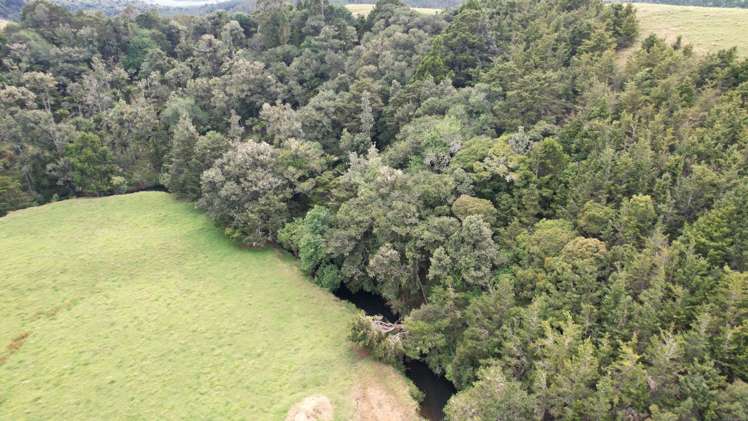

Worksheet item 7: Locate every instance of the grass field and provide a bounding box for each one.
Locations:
[632,3,748,56]
[345,3,747,57]
[0,192,419,420]
[345,3,441,16]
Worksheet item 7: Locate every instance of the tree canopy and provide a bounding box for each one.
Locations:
[2,0,748,418]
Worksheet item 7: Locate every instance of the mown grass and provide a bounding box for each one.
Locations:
[345,3,442,16]
[632,3,748,56]
[0,192,417,419]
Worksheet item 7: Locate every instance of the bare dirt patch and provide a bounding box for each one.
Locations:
[285,395,334,421]
[0,332,30,365]
[352,366,422,421]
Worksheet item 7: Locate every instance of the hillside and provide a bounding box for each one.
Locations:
[345,3,441,15]
[2,0,748,419]
[633,2,748,55]
[0,0,24,19]
[0,192,420,420]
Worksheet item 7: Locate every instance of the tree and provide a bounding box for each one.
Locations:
[259,102,303,144]
[210,58,281,121]
[341,92,375,156]
[544,236,609,321]
[125,29,159,74]
[163,115,201,199]
[450,276,515,388]
[62,133,119,196]
[404,286,468,377]
[605,339,650,418]
[451,194,497,225]
[21,71,56,113]
[445,364,537,421]
[0,175,34,216]
[278,205,338,289]
[577,200,615,240]
[618,194,657,246]
[711,269,748,380]
[255,0,290,49]
[194,131,231,178]
[715,380,748,421]
[199,140,291,245]
[683,184,748,271]
[429,215,500,291]
[604,3,638,49]
[533,318,607,419]
[383,115,463,172]
[101,98,163,187]
[349,311,406,367]
[415,2,494,87]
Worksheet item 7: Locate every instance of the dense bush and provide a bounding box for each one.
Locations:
[2,0,748,418]
[349,312,406,367]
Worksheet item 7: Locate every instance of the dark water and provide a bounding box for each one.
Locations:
[405,359,457,421]
[333,285,457,421]
[333,285,398,322]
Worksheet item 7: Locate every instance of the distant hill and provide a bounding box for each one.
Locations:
[343,0,460,8]
[164,0,460,16]
[0,0,26,19]
[158,0,254,17]
[346,3,442,15]
[1,0,461,19]
[1,0,160,18]
[53,0,156,14]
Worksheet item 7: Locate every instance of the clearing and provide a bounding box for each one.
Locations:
[631,3,748,56]
[345,3,747,57]
[0,192,420,420]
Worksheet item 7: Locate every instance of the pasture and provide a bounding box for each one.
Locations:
[632,2,748,56]
[0,192,419,420]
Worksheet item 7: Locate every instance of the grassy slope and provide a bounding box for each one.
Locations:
[346,3,747,57]
[632,3,748,56]
[345,3,441,16]
[0,192,418,420]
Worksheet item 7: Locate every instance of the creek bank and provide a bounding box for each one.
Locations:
[333,285,457,421]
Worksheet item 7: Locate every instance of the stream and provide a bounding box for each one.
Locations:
[333,285,457,421]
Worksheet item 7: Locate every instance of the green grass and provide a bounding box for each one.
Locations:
[347,3,747,57]
[0,192,417,419]
[632,3,748,56]
[345,3,442,16]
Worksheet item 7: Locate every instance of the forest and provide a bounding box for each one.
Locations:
[1,0,747,419]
